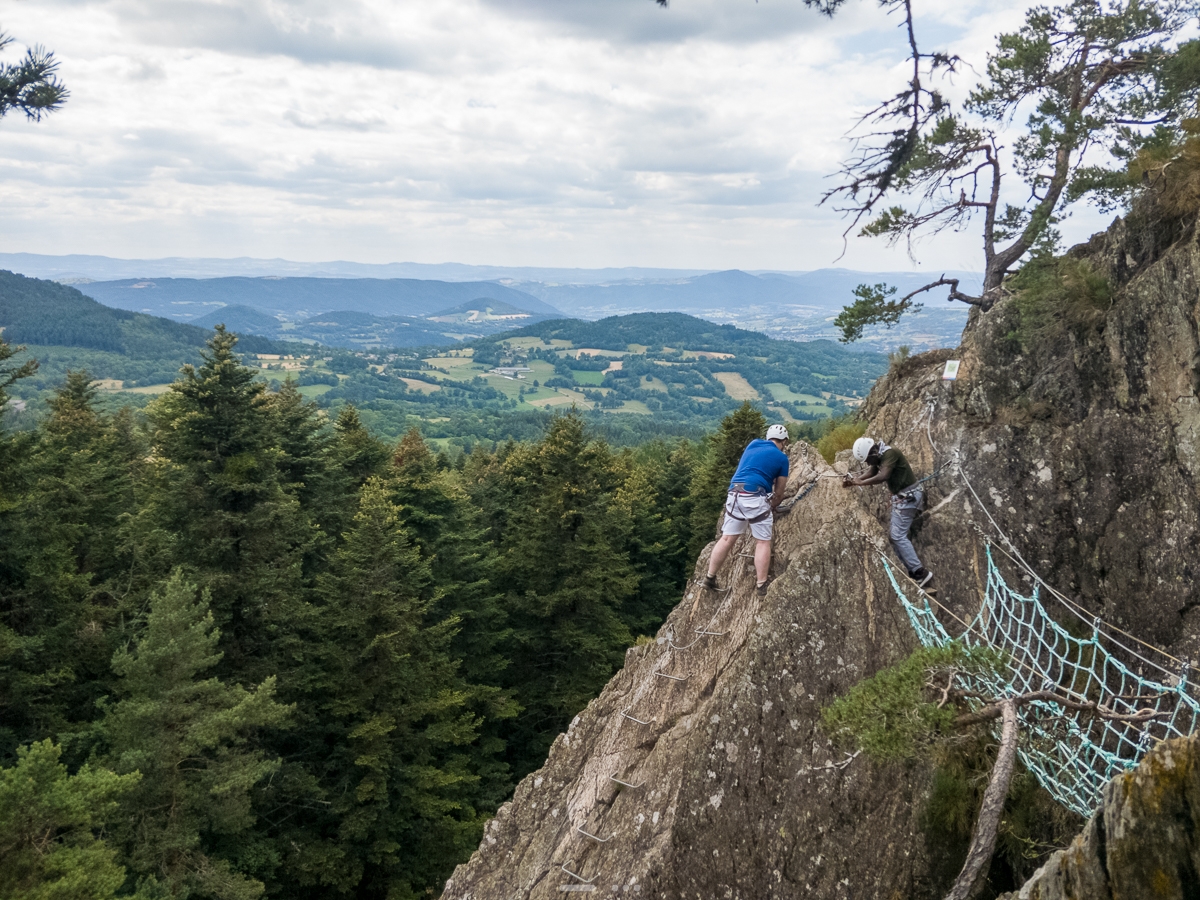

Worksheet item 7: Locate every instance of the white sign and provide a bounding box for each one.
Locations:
[942,360,961,381]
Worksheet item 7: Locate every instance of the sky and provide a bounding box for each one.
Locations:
[0,0,1117,272]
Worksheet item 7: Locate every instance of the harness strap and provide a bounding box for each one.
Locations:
[726,491,773,524]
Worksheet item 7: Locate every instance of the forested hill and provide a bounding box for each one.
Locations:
[0,324,788,899]
[0,270,290,389]
[478,312,886,408]
[505,310,870,363]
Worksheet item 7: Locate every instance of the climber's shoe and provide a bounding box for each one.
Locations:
[915,570,935,593]
[755,580,769,596]
[702,573,719,591]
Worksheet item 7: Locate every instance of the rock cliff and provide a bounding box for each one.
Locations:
[997,735,1200,900]
[443,212,1200,899]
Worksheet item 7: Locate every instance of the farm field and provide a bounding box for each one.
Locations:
[713,372,759,401]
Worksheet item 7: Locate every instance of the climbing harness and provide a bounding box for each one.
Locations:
[725,489,773,524]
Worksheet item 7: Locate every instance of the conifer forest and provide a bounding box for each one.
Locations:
[0,327,777,900]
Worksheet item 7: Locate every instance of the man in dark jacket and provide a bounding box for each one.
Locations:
[843,436,933,590]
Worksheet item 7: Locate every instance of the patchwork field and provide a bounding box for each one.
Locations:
[713,371,759,401]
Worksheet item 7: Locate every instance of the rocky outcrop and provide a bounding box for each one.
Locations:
[443,213,1200,900]
[444,443,943,899]
[998,735,1200,900]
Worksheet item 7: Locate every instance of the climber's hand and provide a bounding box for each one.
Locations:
[841,476,856,489]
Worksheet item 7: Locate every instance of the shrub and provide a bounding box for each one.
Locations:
[815,420,866,463]
[1008,257,1112,349]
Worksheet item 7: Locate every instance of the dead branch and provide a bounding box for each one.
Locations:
[952,688,1168,728]
[899,276,983,306]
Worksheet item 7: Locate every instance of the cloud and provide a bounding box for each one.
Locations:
[106,0,424,68]
[0,0,1103,271]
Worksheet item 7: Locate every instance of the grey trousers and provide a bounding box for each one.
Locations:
[889,487,925,576]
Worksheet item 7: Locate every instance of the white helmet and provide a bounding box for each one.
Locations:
[852,437,876,462]
[766,424,789,442]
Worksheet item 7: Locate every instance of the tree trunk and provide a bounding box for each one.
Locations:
[944,698,1019,900]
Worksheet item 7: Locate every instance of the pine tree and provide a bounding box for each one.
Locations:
[264,378,333,509]
[0,372,141,754]
[0,335,37,414]
[99,572,290,900]
[389,429,516,812]
[138,328,313,678]
[330,405,389,489]
[0,740,139,900]
[482,414,638,777]
[613,455,687,635]
[283,479,485,898]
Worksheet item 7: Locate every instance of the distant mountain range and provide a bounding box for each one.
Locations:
[0,254,981,351]
[0,252,713,285]
[189,303,536,349]
[77,276,563,321]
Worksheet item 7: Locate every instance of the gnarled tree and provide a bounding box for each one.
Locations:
[810,0,1200,342]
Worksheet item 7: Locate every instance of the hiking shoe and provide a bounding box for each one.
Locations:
[756,581,769,596]
[916,570,934,591]
[702,573,719,591]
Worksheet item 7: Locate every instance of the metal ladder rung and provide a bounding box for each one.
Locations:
[560,863,597,884]
[654,669,689,682]
[695,628,727,637]
[620,708,654,725]
[668,636,703,650]
[610,774,644,789]
[577,825,614,843]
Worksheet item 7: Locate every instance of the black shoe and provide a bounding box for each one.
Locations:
[756,580,769,596]
[916,570,934,591]
[702,573,718,590]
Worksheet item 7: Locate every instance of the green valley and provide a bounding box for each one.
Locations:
[2,273,887,450]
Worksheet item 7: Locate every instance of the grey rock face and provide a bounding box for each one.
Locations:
[444,446,939,899]
[444,216,1200,899]
[998,735,1200,900]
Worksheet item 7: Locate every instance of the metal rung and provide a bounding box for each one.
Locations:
[610,775,644,789]
[559,887,596,893]
[654,669,689,682]
[620,708,653,725]
[695,628,727,637]
[561,863,597,884]
[668,636,703,651]
[577,825,614,843]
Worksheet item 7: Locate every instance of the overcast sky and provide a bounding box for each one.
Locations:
[0,0,1115,271]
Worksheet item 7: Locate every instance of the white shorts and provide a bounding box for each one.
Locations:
[721,491,774,541]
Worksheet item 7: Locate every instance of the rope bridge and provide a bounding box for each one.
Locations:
[883,546,1200,817]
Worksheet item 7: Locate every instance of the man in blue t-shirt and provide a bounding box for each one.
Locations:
[702,424,790,596]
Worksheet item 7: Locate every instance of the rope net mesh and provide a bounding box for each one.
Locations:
[883,546,1200,817]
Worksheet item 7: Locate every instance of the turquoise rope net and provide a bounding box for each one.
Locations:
[883,546,1200,817]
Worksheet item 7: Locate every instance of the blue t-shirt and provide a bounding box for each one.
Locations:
[728,439,789,494]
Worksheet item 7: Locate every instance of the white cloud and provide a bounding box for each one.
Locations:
[0,0,1114,270]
